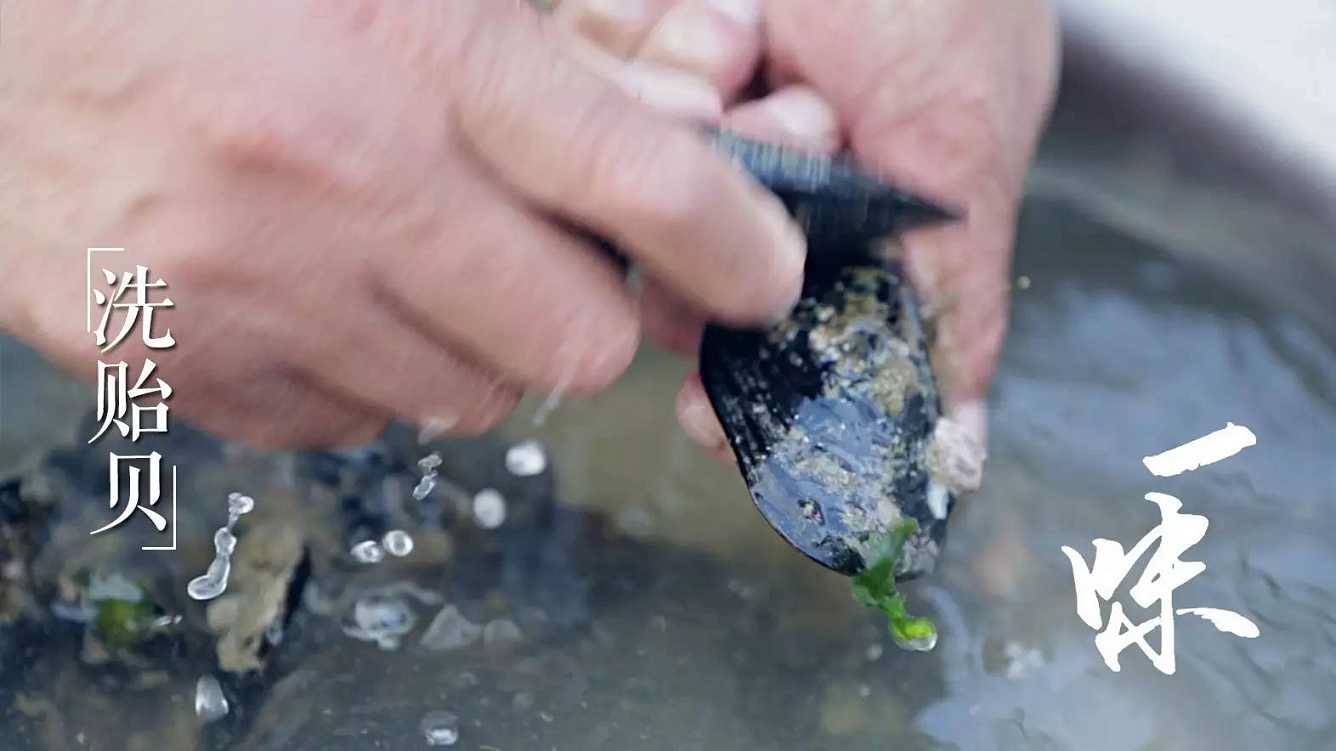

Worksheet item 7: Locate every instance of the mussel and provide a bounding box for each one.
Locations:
[701,132,959,578]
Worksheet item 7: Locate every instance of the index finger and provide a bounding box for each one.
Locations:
[449,11,806,326]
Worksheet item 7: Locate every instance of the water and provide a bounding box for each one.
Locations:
[419,710,460,746]
[194,675,229,723]
[341,594,418,650]
[413,453,443,502]
[186,493,255,601]
[382,529,414,557]
[349,539,386,564]
[505,439,548,477]
[471,488,507,529]
[1,197,1334,749]
[412,474,437,501]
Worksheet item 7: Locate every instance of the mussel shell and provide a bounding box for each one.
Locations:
[700,260,949,577]
[709,131,957,252]
[698,132,956,578]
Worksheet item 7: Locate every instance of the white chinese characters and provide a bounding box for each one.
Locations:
[1062,424,1262,675]
[86,249,178,549]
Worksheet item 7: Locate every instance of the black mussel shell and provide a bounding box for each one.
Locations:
[699,134,955,578]
[708,131,958,253]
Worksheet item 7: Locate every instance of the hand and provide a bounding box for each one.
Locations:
[0,0,806,447]
[556,0,1060,460]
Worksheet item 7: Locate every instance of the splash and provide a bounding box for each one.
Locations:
[505,439,548,477]
[187,492,255,601]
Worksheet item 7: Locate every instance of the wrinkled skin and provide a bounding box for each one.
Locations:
[0,0,805,447]
[0,0,1057,457]
[554,0,1060,457]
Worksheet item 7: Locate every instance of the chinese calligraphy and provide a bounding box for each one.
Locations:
[86,248,177,549]
[90,359,173,442]
[90,451,169,535]
[92,264,175,351]
[1062,425,1261,675]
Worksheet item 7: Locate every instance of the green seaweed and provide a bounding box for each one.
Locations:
[851,519,938,651]
[80,571,169,650]
[94,597,160,649]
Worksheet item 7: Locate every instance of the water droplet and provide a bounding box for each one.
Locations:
[531,387,564,426]
[382,529,414,557]
[350,539,385,564]
[194,675,229,723]
[188,493,253,601]
[342,594,416,650]
[418,453,443,472]
[214,528,237,556]
[412,474,437,501]
[420,710,460,746]
[227,493,254,516]
[504,440,547,477]
[893,630,938,653]
[472,489,507,529]
[186,560,230,601]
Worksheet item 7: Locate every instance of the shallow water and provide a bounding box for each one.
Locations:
[1,195,1334,750]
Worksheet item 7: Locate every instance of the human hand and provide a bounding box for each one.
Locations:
[556,0,1060,462]
[0,0,806,447]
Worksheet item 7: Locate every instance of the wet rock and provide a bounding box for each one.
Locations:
[419,605,481,652]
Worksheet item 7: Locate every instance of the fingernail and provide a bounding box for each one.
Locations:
[679,393,728,450]
[645,8,731,67]
[581,0,654,26]
[761,87,841,151]
[705,0,761,26]
[620,63,723,121]
[417,415,459,444]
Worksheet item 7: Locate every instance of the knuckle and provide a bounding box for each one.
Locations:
[193,96,312,171]
[590,125,714,236]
